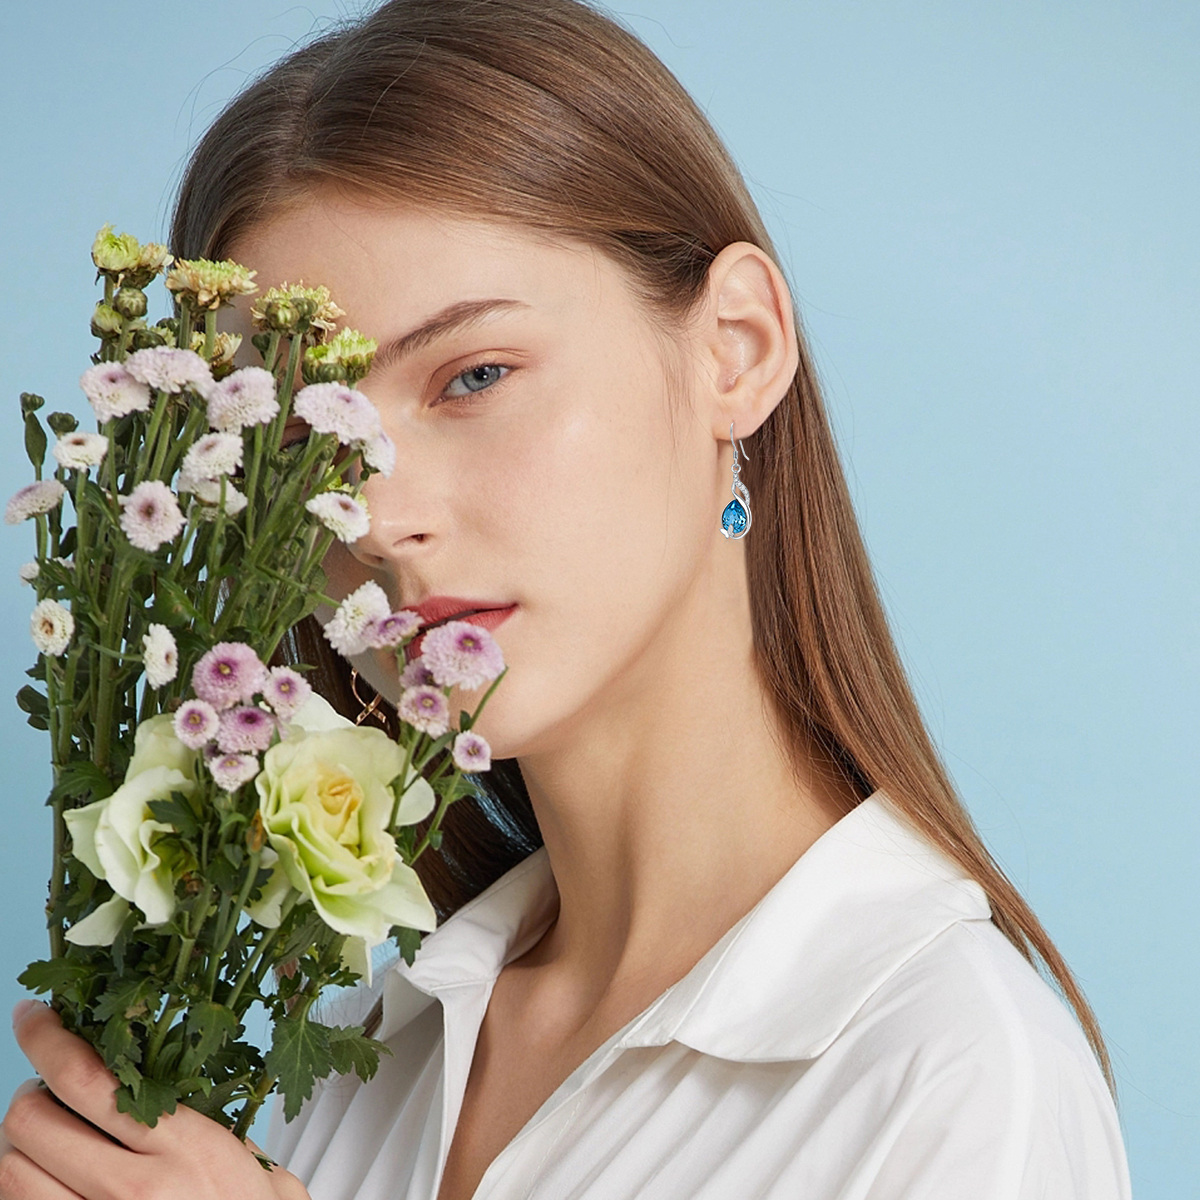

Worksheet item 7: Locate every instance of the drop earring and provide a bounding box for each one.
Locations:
[349,666,385,726]
[720,421,752,539]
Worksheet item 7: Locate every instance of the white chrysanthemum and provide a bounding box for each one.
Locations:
[79,362,152,422]
[361,431,396,477]
[178,472,249,517]
[5,480,66,525]
[18,560,39,586]
[305,491,370,543]
[205,366,279,432]
[52,431,108,471]
[293,383,382,446]
[181,432,243,480]
[142,623,179,688]
[119,480,186,552]
[31,599,73,656]
[124,347,213,395]
[323,580,391,657]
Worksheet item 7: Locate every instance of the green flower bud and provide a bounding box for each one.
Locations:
[46,411,79,437]
[251,283,345,335]
[91,223,141,275]
[130,325,172,351]
[165,257,257,311]
[302,344,348,385]
[113,286,148,320]
[19,393,45,416]
[90,302,123,339]
[325,327,378,384]
[251,331,273,357]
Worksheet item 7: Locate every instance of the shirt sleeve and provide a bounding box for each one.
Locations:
[859,1008,1132,1200]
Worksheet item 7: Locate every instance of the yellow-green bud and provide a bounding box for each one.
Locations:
[325,327,378,384]
[91,224,141,275]
[47,411,79,437]
[131,325,172,351]
[301,344,347,384]
[113,287,147,320]
[91,302,123,339]
[250,282,345,335]
[165,257,258,311]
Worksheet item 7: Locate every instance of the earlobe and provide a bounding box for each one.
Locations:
[701,242,799,438]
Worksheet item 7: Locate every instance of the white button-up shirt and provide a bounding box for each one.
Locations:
[266,791,1132,1199]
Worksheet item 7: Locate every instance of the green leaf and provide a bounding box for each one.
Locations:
[92,977,159,1024]
[179,1003,239,1077]
[99,1014,141,1067]
[51,760,115,806]
[458,710,473,731]
[394,926,423,968]
[147,794,200,838]
[17,958,92,999]
[16,685,48,721]
[115,1076,178,1128]
[326,1025,389,1084]
[150,577,204,626]
[265,1015,334,1122]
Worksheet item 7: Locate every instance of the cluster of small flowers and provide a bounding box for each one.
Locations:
[173,641,313,793]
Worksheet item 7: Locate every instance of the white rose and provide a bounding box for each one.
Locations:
[62,715,199,946]
[253,722,437,983]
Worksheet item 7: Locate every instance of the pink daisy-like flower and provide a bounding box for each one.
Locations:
[305,491,370,543]
[124,346,213,395]
[181,432,243,481]
[262,666,312,720]
[364,609,423,649]
[209,752,260,793]
[293,382,382,446]
[399,656,437,689]
[5,480,66,525]
[173,699,220,749]
[398,685,451,737]
[323,580,391,657]
[79,362,152,422]
[118,481,186,552]
[420,620,506,690]
[52,431,108,471]
[217,704,277,754]
[451,730,492,773]
[205,366,279,432]
[361,431,396,477]
[192,641,268,709]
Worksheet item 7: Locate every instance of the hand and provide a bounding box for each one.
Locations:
[0,1000,310,1200]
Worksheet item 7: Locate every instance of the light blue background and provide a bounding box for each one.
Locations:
[2,2,1195,1193]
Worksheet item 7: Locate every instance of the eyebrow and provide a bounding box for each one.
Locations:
[369,298,531,372]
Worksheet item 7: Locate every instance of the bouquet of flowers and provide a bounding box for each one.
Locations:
[6,226,506,1142]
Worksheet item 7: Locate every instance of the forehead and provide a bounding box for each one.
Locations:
[223,192,620,333]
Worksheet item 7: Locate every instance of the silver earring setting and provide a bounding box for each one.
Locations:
[720,421,752,539]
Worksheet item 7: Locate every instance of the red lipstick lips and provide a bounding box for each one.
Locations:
[404,596,517,662]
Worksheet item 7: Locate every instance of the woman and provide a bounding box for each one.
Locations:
[1,1,1132,1197]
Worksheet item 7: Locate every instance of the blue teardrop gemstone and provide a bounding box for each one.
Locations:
[721,498,748,536]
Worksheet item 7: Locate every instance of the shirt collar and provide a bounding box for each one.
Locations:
[378,791,992,1060]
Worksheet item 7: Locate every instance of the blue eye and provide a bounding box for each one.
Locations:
[443,363,510,400]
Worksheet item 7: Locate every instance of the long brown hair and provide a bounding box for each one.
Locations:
[171,0,1116,1095]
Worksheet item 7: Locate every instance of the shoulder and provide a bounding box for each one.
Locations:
[826,917,1132,1199]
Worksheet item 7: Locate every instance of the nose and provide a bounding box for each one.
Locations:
[343,435,439,570]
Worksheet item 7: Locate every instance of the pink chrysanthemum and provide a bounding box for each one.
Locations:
[293,382,382,445]
[451,731,492,773]
[209,752,260,793]
[173,699,220,749]
[398,684,451,737]
[5,480,66,525]
[205,366,279,432]
[262,666,312,719]
[361,431,396,477]
[420,620,505,690]
[79,362,152,422]
[305,491,370,543]
[192,641,268,710]
[118,481,186,552]
[124,346,213,395]
[181,432,243,480]
[364,609,423,649]
[399,656,437,689]
[217,704,277,754]
[323,580,391,657]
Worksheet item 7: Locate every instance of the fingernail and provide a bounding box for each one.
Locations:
[12,999,40,1027]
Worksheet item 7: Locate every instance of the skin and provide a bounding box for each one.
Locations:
[2,192,861,1198]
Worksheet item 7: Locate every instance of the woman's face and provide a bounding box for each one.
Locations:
[226,192,726,760]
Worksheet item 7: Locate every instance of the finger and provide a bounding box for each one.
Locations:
[10,1003,205,1154]
[3,1083,133,1199]
[0,1145,84,1200]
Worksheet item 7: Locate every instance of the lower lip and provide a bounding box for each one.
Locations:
[405,604,517,663]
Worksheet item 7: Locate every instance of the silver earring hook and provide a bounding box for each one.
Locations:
[730,421,749,465]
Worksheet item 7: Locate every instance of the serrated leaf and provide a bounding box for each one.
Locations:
[326,1025,388,1084]
[51,760,115,806]
[92,977,159,1023]
[265,1015,334,1122]
[115,1076,178,1128]
[180,1003,238,1077]
[147,794,200,838]
[17,958,94,999]
[99,1015,140,1067]
[394,926,423,967]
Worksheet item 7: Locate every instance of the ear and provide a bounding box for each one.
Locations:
[693,241,799,441]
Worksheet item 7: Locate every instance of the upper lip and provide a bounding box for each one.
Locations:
[407,595,515,628]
